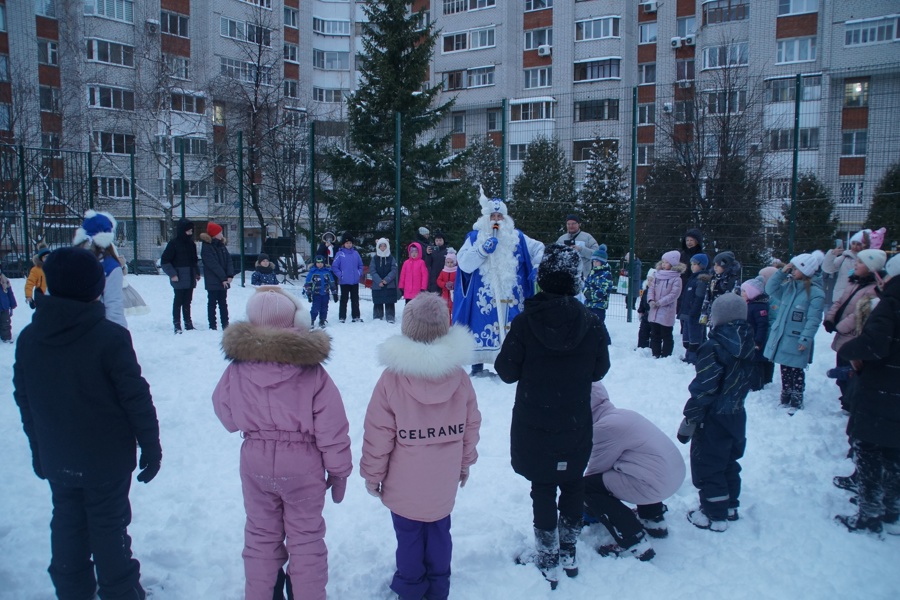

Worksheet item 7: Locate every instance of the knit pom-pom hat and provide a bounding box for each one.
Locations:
[538,244,582,296]
[73,210,116,248]
[207,222,223,237]
[857,249,887,274]
[741,277,765,301]
[661,250,681,267]
[592,244,608,262]
[246,286,310,330]
[869,227,886,250]
[790,250,825,278]
[885,254,900,279]
[401,293,450,343]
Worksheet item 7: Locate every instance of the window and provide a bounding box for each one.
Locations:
[574,99,619,122]
[675,100,695,123]
[842,131,867,156]
[0,5,5,32]
[94,177,131,199]
[247,24,272,47]
[443,33,467,52]
[284,80,298,98]
[35,0,56,18]
[92,132,135,154]
[525,28,553,50]
[283,109,307,128]
[38,40,59,65]
[0,104,11,131]
[172,180,208,198]
[284,7,298,28]
[220,57,273,85]
[284,44,299,63]
[510,101,554,121]
[844,80,869,107]
[525,0,552,11]
[779,0,817,16]
[767,178,791,200]
[414,10,430,31]
[451,112,465,133]
[88,86,134,111]
[240,0,272,8]
[844,17,898,47]
[638,103,655,125]
[443,28,495,53]
[171,93,205,114]
[213,186,227,205]
[173,137,209,156]
[706,89,747,114]
[524,67,551,89]
[470,28,496,50]
[703,43,748,69]
[313,88,347,103]
[313,50,350,70]
[166,55,190,80]
[471,0,495,8]
[769,128,820,151]
[639,64,656,85]
[84,0,134,23]
[839,181,864,205]
[443,0,466,14]
[637,145,654,166]
[509,144,529,161]
[702,0,749,26]
[639,23,658,45]
[313,18,351,36]
[444,71,464,91]
[574,58,621,82]
[677,16,697,38]
[87,39,134,67]
[676,59,695,81]
[467,66,495,88]
[221,18,245,41]
[0,56,8,82]
[162,11,189,37]
[573,139,617,162]
[765,75,822,102]
[487,110,500,131]
[576,17,619,41]
[42,133,61,157]
[39,86,60,112]
[777,38,816,64]
[213,103,226,125]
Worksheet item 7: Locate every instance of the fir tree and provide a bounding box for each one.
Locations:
[463,135,503,199]
[773,172,838,258]
[635,160,694,264]
[578,141,630,259]
[867,161,900,248]
[510,136,576,242]
[320,0,460,248]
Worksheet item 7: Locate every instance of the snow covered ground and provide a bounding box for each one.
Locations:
[0,274,897,600]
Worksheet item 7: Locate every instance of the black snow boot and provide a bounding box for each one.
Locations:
[534,527,560,590]
[184,319,194,331]
[174,321,182,334]
[272,568,294,600]
[835,513,883,534]
[558,514,581,578]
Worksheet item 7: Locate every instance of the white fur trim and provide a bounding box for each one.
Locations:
[478,186,508,218]
[254,285,311,330]
[376,237,391,257]
[73,210,118,248]
[471,216,520,301]
[378,326,474,378]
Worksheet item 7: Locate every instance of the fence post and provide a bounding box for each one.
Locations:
[788,73,802,258]
[18,145,30,253]
[87,149,94,209]
[394,111,401,266]
[628,87,638,323]
[309,121,316,254]
[238,131,245,287]
[130,150,138,269]
[501,98,508,200]
[179,139,186,219]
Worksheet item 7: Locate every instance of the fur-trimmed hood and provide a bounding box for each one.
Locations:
[378,325,474,379]
[221,321,330,367]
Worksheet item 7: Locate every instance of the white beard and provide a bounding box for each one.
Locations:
[473,216,520,301]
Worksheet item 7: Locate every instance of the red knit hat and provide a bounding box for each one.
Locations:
[207,222,223,237]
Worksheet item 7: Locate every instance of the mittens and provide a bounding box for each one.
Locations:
[677,418,697,445]
[365,480,382,498]
[459,466,470,488]
[332,293,339,303]
[481,238,498,255]
[326,474,347,504]
[136,449,162,483]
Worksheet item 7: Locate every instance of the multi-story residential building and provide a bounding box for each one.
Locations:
[1,0,898,261]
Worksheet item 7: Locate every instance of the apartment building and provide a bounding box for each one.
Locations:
[1,0,899,260]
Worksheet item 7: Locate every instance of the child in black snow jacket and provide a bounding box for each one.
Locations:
[741,277,774,390]
[678,254,710,363]
[700,251,741,326]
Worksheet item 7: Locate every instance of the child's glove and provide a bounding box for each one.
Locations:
[459,466,470,488]
[823,320,835,334]
[136,449,162,483]
[481,238,498,255]
[332,293,339,303]
[28,299,35,309]
[676,418,697,444]
[326,473,347,504]
[649,300,659,309]
[365,480,382,498]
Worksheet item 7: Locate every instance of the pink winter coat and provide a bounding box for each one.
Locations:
[825,278,879,351]
[360,326,480,522]
[398,242,430,300]
[648,268,683,327]
[584,383,685,505]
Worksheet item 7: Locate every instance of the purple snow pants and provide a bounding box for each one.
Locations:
[390,513,452,600]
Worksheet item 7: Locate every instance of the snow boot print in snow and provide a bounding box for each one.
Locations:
[558,515,581,578]
[534,527,560,590]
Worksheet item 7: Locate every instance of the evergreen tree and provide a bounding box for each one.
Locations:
[635,160,694,264]
[510,136,576,242]
[320,0,460,248]
[463,135,503,199]
[578,141,630,259]
[773,172,838,259]
[867,161,900,248]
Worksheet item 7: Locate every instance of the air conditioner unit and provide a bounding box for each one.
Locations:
[145,19,160,34]
[671,37,683,49]
[537,44,552,57]
[662,102,673,113]
[677,80,693,89]
[684,34,697,46]
[642,1,659,13]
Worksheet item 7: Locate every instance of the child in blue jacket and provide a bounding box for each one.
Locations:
[678,255,710,363]
[741,277,773,390]
[583,245,613,329]
[304,257,338,328]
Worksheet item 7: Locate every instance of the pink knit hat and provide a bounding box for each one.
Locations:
[758,266,778,285]
[661,250,681,267]
[246,286,310,330]
[741,277,765,301]
[401,293,450,343]
[869,227,887,250]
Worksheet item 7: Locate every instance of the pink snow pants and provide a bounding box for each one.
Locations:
[240,433,328,600]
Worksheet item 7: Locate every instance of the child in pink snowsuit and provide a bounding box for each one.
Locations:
[213,286,352,600]
[361,293,481,600]
[398,242,429,302]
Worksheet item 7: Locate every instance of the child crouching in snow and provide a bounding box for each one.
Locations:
[212,286,352,600]
[361,293,481,600]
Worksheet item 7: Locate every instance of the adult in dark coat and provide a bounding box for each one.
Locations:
[315,231,336,267]
[423,230,448,293]
[200,222,235,330]
[495,244,610,588]
[13,247,161,600]
[836,262,900,534]
[160,218,200,333]
[370,237,399,322]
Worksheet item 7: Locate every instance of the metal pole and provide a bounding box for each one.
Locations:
[788,73,802,258]
[18,145,30,253]
[130,151,138,271]
[395,111,401,266]
[501,98,508,200]
[628,87,638,323]
[238,131,245,287]
[87,150,94,209]
[179,139,186,219]
[309,121,316,256]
